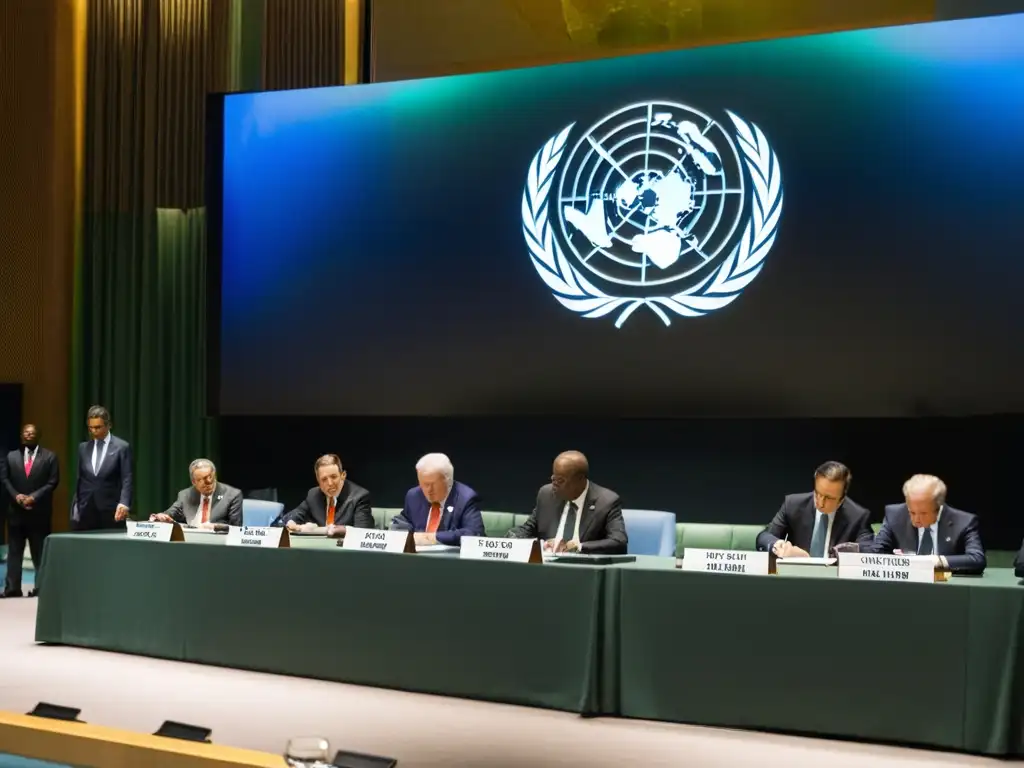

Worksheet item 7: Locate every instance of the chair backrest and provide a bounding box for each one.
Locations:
[480,511,516,538]
[372,508,402,530]
[244,487,278,502]
[622,509,677,557]
[675,523,762,555]
[242,499,284,527]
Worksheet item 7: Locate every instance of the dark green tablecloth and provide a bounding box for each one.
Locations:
[34,534,1024,755]
[35,533,609,713]
[612,565,1024,755]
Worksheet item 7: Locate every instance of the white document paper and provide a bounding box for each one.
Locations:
[777,557,837,566]
[416,544,459,553]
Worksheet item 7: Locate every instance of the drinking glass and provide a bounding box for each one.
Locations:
[284,736,330,767]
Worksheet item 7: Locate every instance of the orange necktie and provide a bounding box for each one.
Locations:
[426,502,441,534]
[326,497,336,526]
[200,496,210,523]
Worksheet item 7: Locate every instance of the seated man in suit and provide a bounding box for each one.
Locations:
[285,454,373,535]
[507,450,627,555]
[391,453,484,546]
[756,460,874,558]
[151,458,243,527]
[872,474,986,574]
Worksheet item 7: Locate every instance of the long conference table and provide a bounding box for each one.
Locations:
[34,532,1024,756]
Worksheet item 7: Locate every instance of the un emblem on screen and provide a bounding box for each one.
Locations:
[522,101,783,327]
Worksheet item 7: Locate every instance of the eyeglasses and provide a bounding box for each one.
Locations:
[814,489,841,504]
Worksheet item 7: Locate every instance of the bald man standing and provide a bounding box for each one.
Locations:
[508,450,627,555]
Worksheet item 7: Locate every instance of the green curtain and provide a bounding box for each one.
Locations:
[72,0,347,516]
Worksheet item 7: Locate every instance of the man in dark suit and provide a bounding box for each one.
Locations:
[150,458,242,528]
[872,474,986,575]
[756,461,874,558]
[391,452,484,546]
[285,454,373,535]
[72,405,133,530]
[1,424,59,597]
[508,450,628,555]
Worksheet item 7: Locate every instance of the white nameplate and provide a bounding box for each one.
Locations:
[342,527,415,553]
[681,548,770,575]
[226,525,289,548]
[837,552,934,583]
[126,521,182,542]
[460,536,541,563]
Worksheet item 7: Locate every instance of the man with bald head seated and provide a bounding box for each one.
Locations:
[872,474,986,575]
[390,452,484,547]
[508,451,627,555]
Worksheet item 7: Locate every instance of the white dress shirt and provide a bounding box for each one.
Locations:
[555,482,589,542]
[91,433,111,474]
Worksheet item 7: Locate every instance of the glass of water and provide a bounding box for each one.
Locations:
[284,736,331,767]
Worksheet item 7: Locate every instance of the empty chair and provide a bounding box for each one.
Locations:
[242,498,284,527]
[621,509,676,557]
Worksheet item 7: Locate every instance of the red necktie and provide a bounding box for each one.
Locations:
[201,496,210,523]
[24,454,33,476]
[426,502,441,534]
[326,497,336,526]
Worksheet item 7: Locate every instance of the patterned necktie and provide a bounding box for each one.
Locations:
[809,513,828,557]
[200,496,210,523]
[24,452,33,476]
[326,497,336,526]
[426,502,441,534]
[918,528,934,556]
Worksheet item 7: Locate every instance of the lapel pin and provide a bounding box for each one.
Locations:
[945,536,951,542]
[447,506,454,513]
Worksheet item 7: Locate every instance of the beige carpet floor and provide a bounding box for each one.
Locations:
[0,599,1010,767]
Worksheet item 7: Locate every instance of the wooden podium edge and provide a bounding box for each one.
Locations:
[0,710,281,768]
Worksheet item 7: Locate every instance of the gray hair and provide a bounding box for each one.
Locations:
[189,458,216,481]
[902,474,947,507]
[415,452,453,489]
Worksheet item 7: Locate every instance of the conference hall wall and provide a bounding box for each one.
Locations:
[210,14,1024,548]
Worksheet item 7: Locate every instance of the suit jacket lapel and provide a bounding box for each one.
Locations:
[828,506,847,548]
[577,486,599,540]
[901,511,917,553]
[18,449,28,477]
[209,484,224,520]
[937,515,955,556]
[439,485,457,530]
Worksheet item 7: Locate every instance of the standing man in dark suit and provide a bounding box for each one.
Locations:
[508,450,628,555]
[872,474,986,575]
[391,453,484,546]
[72,405,133,530]
[1,424,59,597]
[150,458,243,528]
[285,454,374,535]
[756,461,874,558]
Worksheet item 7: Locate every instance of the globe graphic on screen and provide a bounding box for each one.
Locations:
[557,101,747,289]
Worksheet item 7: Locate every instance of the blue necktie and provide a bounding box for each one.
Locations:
[809,514,828,557]
[918,528,934,556]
